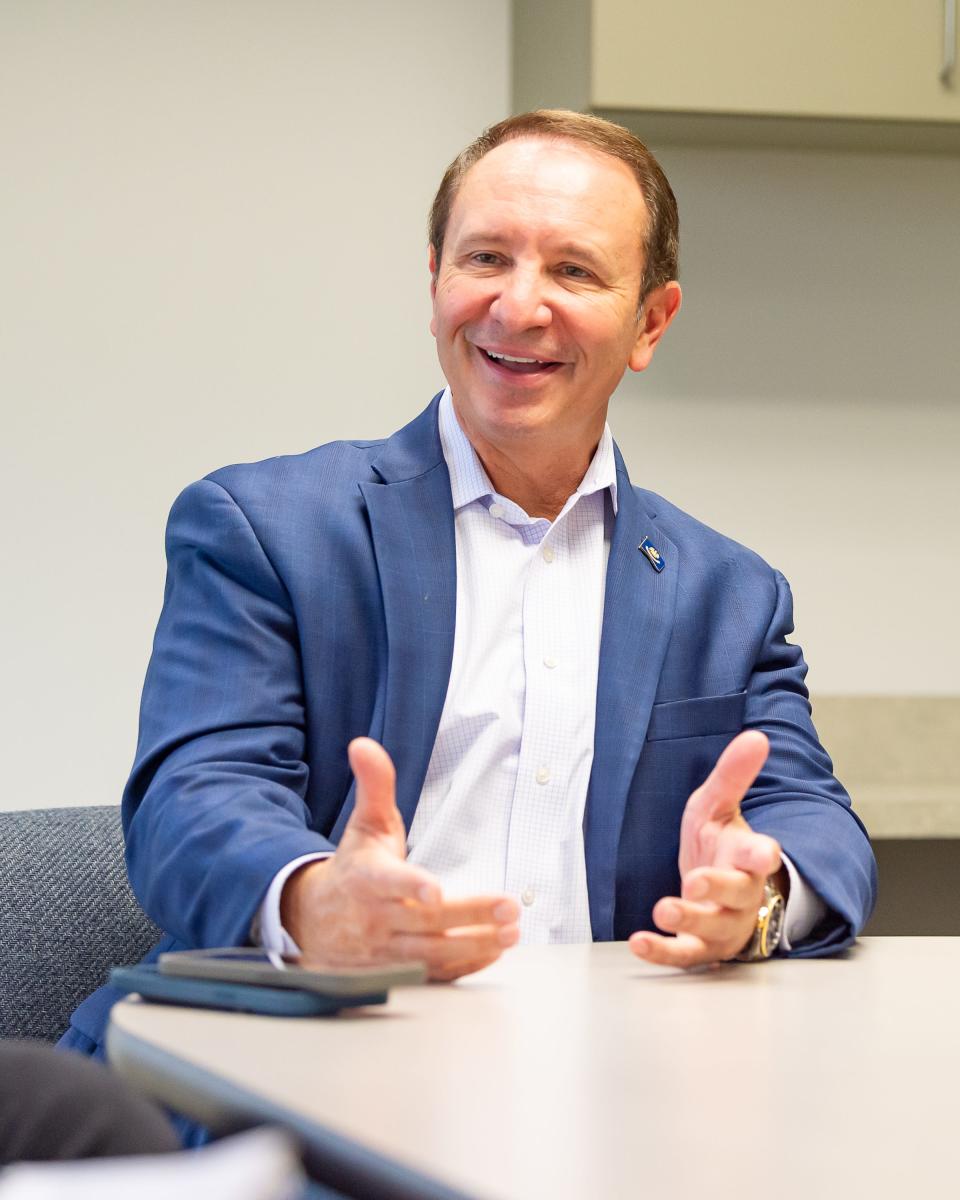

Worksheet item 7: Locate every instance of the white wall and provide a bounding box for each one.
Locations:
[610,143,960,697]
[1,0,510,810]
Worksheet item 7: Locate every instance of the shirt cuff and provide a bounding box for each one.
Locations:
[778,851,828,953]
[254,852,333,958]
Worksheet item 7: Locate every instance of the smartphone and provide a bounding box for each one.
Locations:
[110,964,381,1017]
[157,947,426,996]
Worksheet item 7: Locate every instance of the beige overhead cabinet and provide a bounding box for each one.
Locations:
[514,0,960,150]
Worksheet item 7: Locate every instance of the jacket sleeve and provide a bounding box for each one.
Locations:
[741,569,878,956]
[122,477,335,950]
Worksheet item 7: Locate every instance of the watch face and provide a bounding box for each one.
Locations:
[763,890,786,955]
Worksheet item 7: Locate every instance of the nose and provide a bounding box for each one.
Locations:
[489,265,552,331]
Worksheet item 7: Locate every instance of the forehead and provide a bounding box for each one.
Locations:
[447,136,648,249]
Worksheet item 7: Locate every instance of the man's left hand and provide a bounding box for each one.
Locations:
[628,730,784,968]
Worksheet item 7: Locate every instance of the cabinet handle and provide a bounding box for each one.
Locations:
[943,0,957,86]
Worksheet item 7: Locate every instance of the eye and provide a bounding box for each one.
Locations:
[559,264,593,280]
[470,252,502,266]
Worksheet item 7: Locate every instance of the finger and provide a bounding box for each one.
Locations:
[628,931,711,969]
[652,896,755,948]
[683,867,765,911]
[427,924,521,982]
[346,737,402,839]
[390,923,520,973]
[390,895,519,934]
[716,827,781,878]
[654,896,718,931]
[428,952,504,983]
[683,730,769,827]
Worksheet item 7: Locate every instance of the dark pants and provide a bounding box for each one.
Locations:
[0,1040,180,1164]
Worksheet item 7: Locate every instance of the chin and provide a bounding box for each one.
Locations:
[476,400,557,439]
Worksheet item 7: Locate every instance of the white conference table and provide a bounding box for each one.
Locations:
[107,938,957,1199]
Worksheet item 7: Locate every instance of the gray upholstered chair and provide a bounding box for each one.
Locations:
[0,806,161,1042]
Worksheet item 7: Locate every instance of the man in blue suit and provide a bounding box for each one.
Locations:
[65,110,876,1057]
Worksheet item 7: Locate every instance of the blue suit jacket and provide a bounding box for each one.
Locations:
[67,396,876,1051]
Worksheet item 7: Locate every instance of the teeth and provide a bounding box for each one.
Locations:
[486,350,543,364]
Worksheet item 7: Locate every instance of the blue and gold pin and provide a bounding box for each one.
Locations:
[639,536,665,572]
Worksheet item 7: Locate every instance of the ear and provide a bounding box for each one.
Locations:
[628,281,682,373]
[428,244,439,336]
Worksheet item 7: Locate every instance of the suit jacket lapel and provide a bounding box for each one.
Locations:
[358,398,457,830]
[584,448,678,939]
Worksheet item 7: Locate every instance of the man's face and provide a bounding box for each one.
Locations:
[430,137,674,457]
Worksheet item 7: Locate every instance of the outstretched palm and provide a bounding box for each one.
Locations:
[630,731,783,967]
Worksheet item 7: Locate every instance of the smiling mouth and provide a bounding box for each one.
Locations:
[479,348,563,375]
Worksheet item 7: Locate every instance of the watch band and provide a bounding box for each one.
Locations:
[736,876,785,962]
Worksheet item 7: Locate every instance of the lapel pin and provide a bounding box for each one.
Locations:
[638,536,665,572]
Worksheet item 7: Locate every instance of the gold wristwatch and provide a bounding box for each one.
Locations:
[736,876,786,962]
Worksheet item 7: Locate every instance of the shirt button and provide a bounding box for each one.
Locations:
[521,887,536,907]
[489,503,505,519]
[543,655,558,669]
[536,766,551,785]
[541,545,555,563]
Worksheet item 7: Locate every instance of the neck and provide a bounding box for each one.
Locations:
[446,393,610,521]
[473,437,599,521]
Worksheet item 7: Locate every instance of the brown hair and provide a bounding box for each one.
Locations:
[428,109,679,303]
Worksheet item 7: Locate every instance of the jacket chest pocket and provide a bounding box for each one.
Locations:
[645,690,747,743]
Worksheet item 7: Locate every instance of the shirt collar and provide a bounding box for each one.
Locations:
[437,387,619,517]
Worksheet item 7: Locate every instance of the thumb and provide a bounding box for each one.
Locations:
[684,730,769,827]
[346,737,403,844]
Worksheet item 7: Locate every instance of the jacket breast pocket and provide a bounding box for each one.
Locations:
[645,690,747,743]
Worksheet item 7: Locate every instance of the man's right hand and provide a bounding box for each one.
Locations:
[280,737,520,982]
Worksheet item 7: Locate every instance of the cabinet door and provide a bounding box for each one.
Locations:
[592,0,960,122]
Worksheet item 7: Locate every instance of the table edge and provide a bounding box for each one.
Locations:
[106,1014,475,1200]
